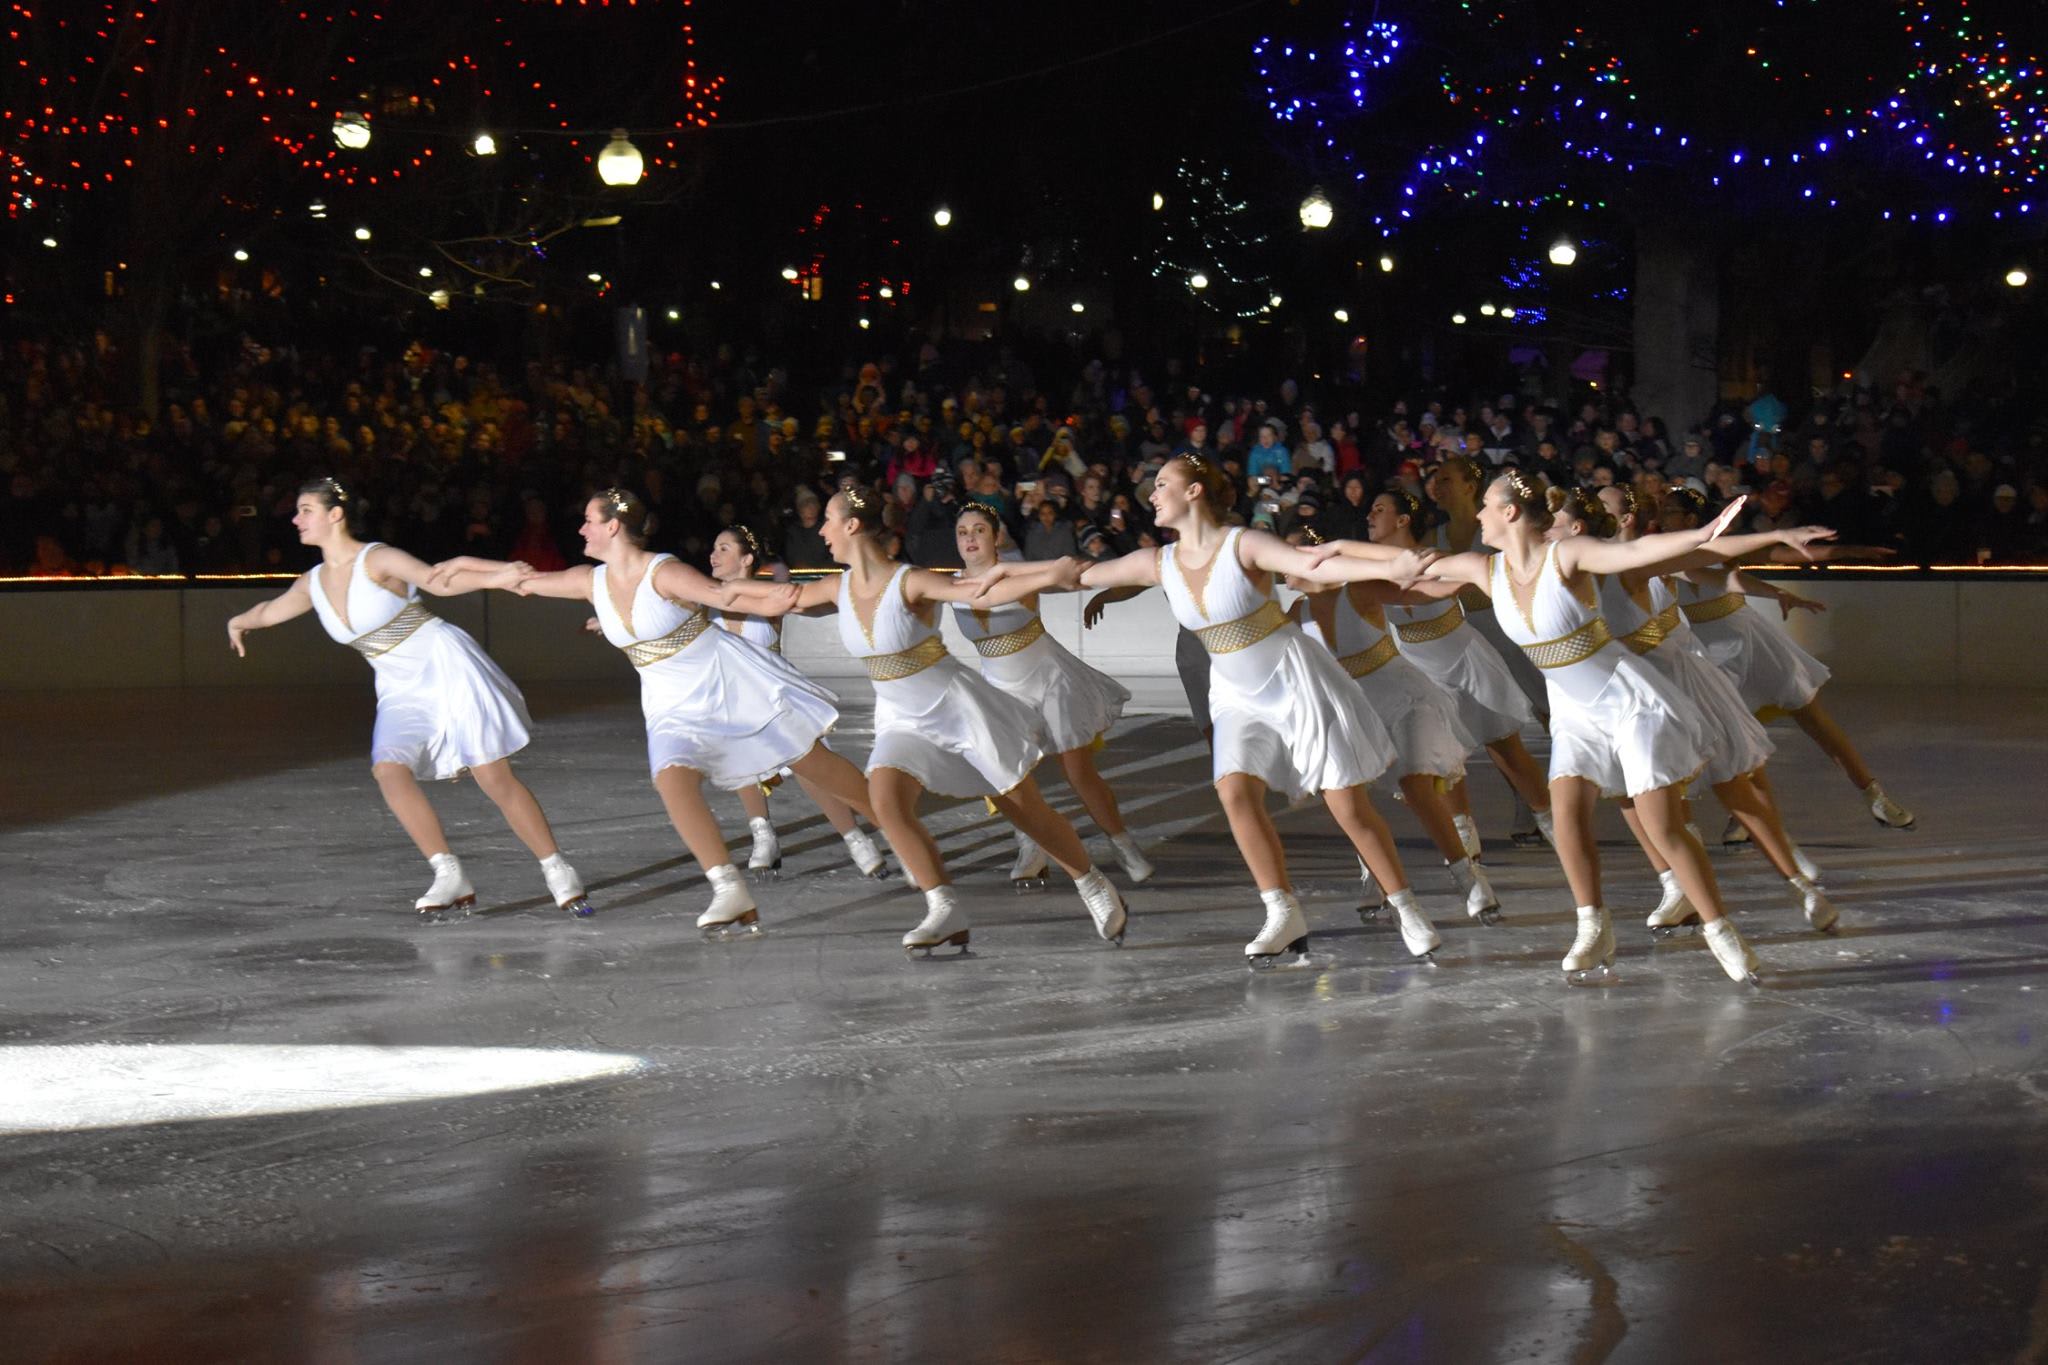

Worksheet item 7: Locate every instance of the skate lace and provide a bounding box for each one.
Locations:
[1570,914,1606,953]
[1258,901,1294,938]
[1082,879,1122,930]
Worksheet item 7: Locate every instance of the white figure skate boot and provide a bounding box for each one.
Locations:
[1703,916,1763,985]
[1245,889,1311,968]
[696,864,759,939]
[1789,874,1839,934]
[843,827,889,878]
[1510,793,1544,848]
[746,817,783,877]
[540,853,592,917]
[1387,887,1442,959]
[1534,809,1557,849]
[1646,869,1700,936]
[1790,843,1825,885]
[1865,782,1915,829]
[1721,814,1751,847]
[1562,904,1616,982]
[1447,857,1501,925]
[1009,831,1049,889]
[415,852,476,919]
[903,885,970,956]
[1109,832,1155,884]
[1355,856,1386,925]
[1452,813,1484,862]
[1075,868,1128,944]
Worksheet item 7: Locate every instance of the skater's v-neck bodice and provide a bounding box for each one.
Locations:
[307,543,427,655]
[1161,527,1294,679]
[1488,542,1622,703]
[836,564,932,657]
[1329,584,1402,678]
[594,555,714,668]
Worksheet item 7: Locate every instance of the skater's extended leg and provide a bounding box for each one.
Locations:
[989,777,1092,878]
[652,764,737,869]
[794,774,859,835]
[1215,773,1287,890]
[373,761,452,858]
[787,743,880,824]
[870,767,945,889]
[1790,696,1878,792]
[469,757,560,858]
[1056,748,1129,838]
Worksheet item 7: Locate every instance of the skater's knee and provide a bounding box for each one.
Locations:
[371,761,412,787]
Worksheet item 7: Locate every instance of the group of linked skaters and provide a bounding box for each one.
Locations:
[227,457,1915,985]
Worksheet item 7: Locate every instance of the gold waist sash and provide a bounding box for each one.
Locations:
[1338,633,1401,679]
[973,616,1046,658]
[1520,616,1614,670]
[1683,593,1747,624]
[865,634,950,682]
[1194,598,1290,655]
[1623,603,1682,655]
[349,602,435,658]
[1394,600,1467,644]
[623,609,713,667]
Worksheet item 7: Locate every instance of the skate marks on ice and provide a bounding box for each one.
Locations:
[0,1045,643,1135]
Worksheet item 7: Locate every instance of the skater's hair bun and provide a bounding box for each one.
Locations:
[297,477,357,528]
[1549,485,1617,538]
[953,501,1002,534]
[1601,482,1643,527]
[1491,469,1553,532]
[1378,485,1425,531]
[1438,454,1483,490]
[1168,454,1234,520]
[838,484,884,532]
[721,523,766,568]
[594,487,650,543]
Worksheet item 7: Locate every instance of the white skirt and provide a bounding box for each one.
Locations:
[1657,648,1775,787]
[1545,655,1718,799]
[1356,658,1474,784]
[1467,603,1550,713]
[1688,605,1832,719]
[639,633,840,789]
[869,656,1048,799]
[368,619,531,781]
[1210,628,1396,800]
[979,634,1130,753]
[1396,624,1538,746]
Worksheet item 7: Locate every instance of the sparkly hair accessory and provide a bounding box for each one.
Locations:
[725,523,763,562]
[1382,485,1422,525]
[1301,526,1328,546]
[842,485,880,520]
[1502,468,1540,505]
[1179,452,1212,479]
[322,477,350,504]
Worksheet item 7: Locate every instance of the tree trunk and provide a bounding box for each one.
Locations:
[1630,223,1720,428]
[120,275,172,420]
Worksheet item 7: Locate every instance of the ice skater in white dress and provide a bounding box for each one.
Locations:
[963,455,1450,967]
[441,490,881,937]
[1328,472,1775,985]
[1551,485,1841,936]
[950,503,1154,887]
[727,486,1130,956]
[708,524,890,881]
[1659,486,1916,834]
[226,478,590,920]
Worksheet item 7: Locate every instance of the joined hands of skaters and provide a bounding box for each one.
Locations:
[425,557,535,593]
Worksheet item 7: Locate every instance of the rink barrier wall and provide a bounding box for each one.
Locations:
[1,572,2046,691]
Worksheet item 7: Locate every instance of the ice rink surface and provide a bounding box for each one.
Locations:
[2,682,2044,1362]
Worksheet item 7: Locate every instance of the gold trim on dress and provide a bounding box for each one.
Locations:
[1519,616,1614,669]
[349,601,435,658]
[1623,602,1682,654]
[622,608,713,667]
[1395,599,1467,644]
[1338,632,1401,679]
[973,616,1046,658]
[1682,593,1748,624]
[1194,597,1289,654]
[864,634,950,681]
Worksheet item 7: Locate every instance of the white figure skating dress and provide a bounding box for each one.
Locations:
[718,610,782,654]
[1321,585,1473,783]
[1386,589,1537,747]
[1436,523,1549,713]
[840,565,1047,798]
[1677,576,1832,721]
[306,543,531,780]
[1161,528,1396,799]
[1602,575,1773,786]
[594,555,840,789]
[950,596,1130,753]
[1487,545,1716,797]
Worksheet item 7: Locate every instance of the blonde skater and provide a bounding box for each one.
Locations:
[226,478,590,920]
[708,524,890,880]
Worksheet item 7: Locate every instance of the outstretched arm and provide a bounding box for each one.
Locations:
[1622,525,1836,588]
[1729,568,1827,617]
[1409,549,1495,592]
[960,549,1163,605]
[1240,528,1434,587]
[1556,496,1747,578]
[510,566,598,601]
[424,554,533,594]
[711,570,836,617]
[226,576,314,656]
[1083,583,1150,628]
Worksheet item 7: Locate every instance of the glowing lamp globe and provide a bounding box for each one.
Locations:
[472,132,498,157]
[2005,267,2030,288]
[932,206,953,228]
[596,130,644,187]
[332,113,371,151]
[1298,189,1334,230]
[1548,237,1579,267]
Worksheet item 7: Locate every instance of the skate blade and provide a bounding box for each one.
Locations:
[1648,920,1702,940]
[857,859,892,879]
[905,931,971,958]
[749,864,783,880]
[1471,905,1504,926]
[415,893,478,923]
[558,896,596,918]
[1355,902,1385,925]
[1246,936,1313,970]
[1564,961,1617,986]
[701,909,762,941]
[1510,831,1545,848]
[1011,873,1049,891]
[1099,913,1129,946]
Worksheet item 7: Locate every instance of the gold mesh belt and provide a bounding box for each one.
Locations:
[1623,603,1682,655]
[1683,593,1748,624]
[864,634,950,682]
[1194,598,1290,654]
[623,609,713,667]
[349,601,435,658]
[1520,616,1614,669]
[1338,633,1401,679]
[973,616,1046,658]
[1394,599,1467,644]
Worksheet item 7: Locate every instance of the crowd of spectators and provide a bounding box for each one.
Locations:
[5,328,2048,582]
